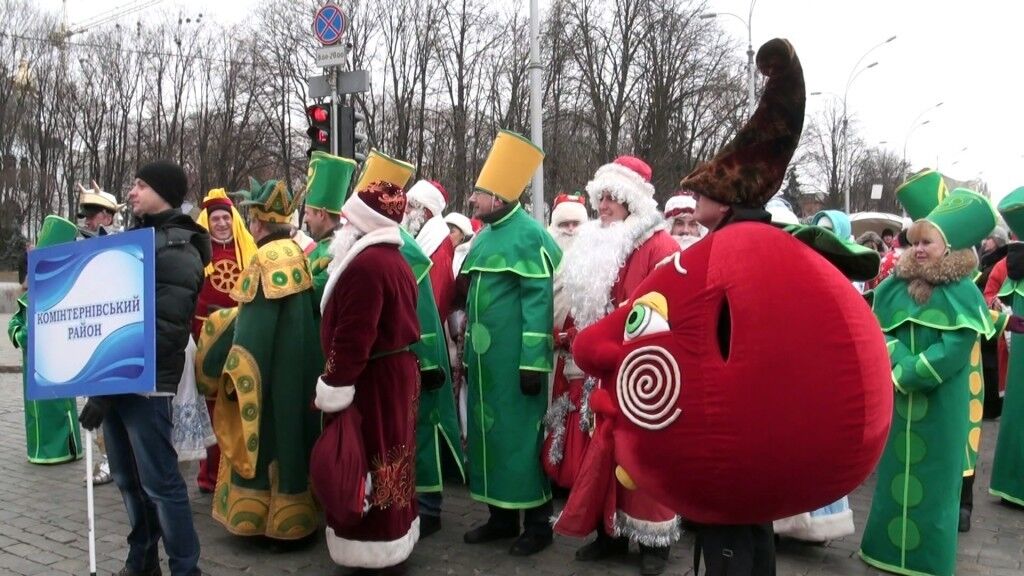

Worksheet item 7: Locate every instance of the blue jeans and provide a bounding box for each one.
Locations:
[103,395,200,576]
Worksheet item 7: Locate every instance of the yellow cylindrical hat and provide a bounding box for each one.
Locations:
[354,149,415,193]
[475,130,545,202]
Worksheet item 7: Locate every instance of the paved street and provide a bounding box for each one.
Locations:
[0,340,1022,574]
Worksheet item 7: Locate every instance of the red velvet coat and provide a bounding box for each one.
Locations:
[320,244,421,565]
[428,237,456,320]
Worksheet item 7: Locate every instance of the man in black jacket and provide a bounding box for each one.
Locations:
[78,160,211,576]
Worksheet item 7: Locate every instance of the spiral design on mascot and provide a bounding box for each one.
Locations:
[616,346,682,431]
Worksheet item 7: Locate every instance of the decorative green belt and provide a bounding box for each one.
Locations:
[370,346,410,360]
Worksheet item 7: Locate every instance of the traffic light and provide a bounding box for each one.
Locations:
[339,105,368,163]
[305,103,331,156]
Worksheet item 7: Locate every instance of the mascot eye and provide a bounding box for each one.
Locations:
[624,292,670,341]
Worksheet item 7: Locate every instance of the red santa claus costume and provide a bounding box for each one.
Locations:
[315,181,421,570]
[405,179,457,319]
[543,193,590,488]
[558,156,681,551]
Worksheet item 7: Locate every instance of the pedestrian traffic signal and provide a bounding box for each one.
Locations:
[339,105,368,164]
[305,103,331,156]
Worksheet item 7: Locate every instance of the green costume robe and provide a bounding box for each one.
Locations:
[397,228,465,492]
[460,204,562,508]
[990,277,1024,505]
[196,238,322,540]
[308,230,335,304]
[7,295,82,464]
[861,272,994,576]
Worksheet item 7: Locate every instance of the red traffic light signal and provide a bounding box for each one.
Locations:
[305,103,332,155]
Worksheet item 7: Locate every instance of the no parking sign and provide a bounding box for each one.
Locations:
[313,3,347,46]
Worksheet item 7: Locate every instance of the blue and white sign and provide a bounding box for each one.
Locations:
[26,229,156,400]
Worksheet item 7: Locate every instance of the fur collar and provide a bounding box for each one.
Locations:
[895,248,978,304]
[320,227,403,312]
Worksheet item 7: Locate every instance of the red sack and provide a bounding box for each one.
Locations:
[310,407,368,531]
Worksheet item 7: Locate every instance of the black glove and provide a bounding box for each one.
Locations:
[78,397,111,431]
[420,369,444,391]
[519,371,545,396]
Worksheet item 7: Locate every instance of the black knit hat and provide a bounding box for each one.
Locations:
[136,160,188,208]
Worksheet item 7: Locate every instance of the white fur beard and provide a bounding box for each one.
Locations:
[561,221,631,329]
[402,205,427,237]
[674,235,701,251]
[548,226,578,252]
[327,224,363,275]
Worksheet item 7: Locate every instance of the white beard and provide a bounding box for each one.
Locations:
[548,225,579,252]
[674,234,701,251]
[402,205,428,237]
[561,221,632,329]
[327,224,363,276]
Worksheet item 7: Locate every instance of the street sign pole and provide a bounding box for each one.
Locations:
[329,67,339,156]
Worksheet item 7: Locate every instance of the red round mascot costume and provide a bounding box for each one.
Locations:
[555,38,892,564]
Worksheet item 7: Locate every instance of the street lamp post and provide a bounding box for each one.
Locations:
[840,61,878,213]
[839,34,896,213]
[700,0,758,118]
[902,101,944,176]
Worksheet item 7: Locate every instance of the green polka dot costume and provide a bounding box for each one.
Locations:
[460,203,562,508]
[862,270,995,576]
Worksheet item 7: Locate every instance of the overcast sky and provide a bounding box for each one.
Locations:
[41,0,1024,204]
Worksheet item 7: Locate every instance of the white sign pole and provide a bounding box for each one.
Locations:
[86,428,97,576]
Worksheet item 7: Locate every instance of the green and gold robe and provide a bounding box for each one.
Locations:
[460,204,562,508]
[196,237,322,540]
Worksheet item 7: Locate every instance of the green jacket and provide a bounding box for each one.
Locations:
[460,204,562,508]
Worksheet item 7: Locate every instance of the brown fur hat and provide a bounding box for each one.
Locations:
[678,38,805,208]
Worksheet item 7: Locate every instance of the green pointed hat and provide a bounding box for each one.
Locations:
[925,188,997,250]
[998,186,1024,238]
[306,151,358,214]
[896,169,948,221]
[238,177,304,223]
[37,215,78,248]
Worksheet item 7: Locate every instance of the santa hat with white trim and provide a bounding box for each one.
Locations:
[585,155,659,217]
[342,181,407,235]
[444,212,475,238]
[406,179,449,217]
[550,193,589,227]
[663,194,697,219]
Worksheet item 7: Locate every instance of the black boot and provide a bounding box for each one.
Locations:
[463,521,519,544]
[420,514,442,539]
[639,544,670,576]
[465,506,520,544]
[575,531,629,561]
